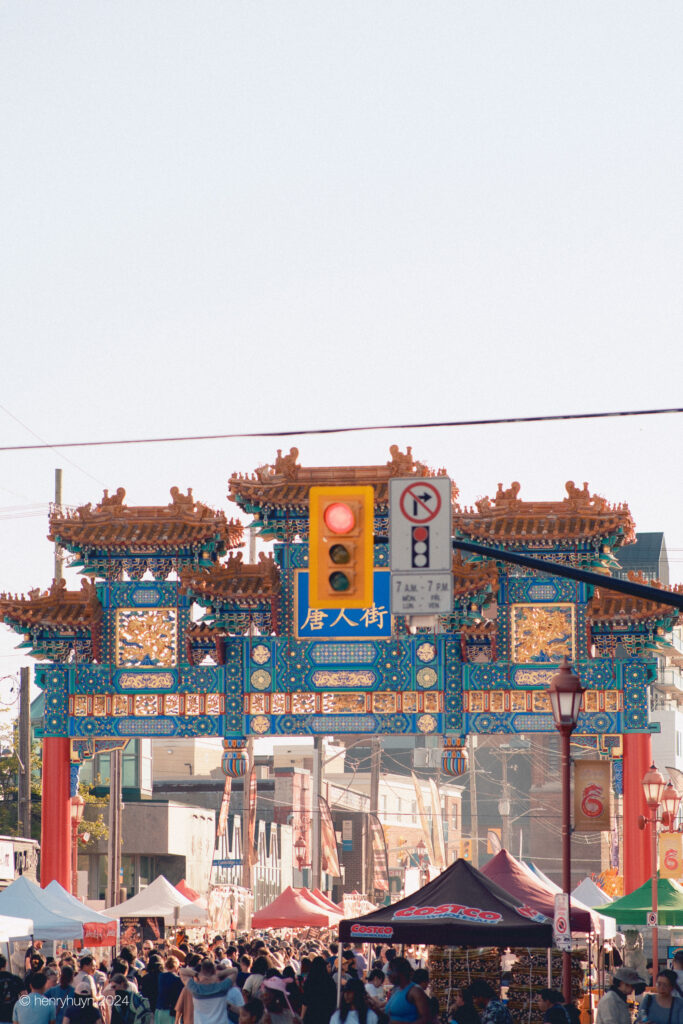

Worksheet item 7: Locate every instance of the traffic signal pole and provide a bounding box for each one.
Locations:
[451,538,683,610]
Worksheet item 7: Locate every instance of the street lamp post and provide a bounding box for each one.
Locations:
[549,658,585,1005]
[70,793,85,897]
[638,764,679,980]
[294,834,307,873]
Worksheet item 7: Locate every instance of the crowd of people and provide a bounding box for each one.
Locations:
[0,931,674,1024]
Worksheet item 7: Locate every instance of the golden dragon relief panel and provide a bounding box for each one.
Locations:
[510,603,575,664]
[115,609,177,668]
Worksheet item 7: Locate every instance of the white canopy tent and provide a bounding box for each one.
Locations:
[44,881,118,927]
[106,875,193,923]
[176,897,208,927]
[0,915,33,942]
[0,876,83,940]
[522,861,617,938]
[572,878,613,907]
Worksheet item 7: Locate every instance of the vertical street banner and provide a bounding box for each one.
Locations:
[246,772,258,869]
[217,775,232,839]
[411,772,435,863]
[429,778,447,869]
[318,796,341,877]
[660,832,683,879]
[368,813,389,892]
[574,760,611,832]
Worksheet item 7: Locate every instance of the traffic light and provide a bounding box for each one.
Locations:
[309,486,374,608]
[460,838,472,860]
[411,525,430,567]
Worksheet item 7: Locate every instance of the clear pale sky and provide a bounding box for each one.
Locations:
[2,2,683,696]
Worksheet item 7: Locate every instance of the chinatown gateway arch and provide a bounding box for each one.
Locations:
[1,445,681,897]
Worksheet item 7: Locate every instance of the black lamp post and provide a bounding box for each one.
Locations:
[549,658,585,1004]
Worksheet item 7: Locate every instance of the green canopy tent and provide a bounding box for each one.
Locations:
[599,877,683,926]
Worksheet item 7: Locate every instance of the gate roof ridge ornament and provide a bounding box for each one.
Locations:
[228,445,456,512]
[49,485,243,553]
[454,480,635,547]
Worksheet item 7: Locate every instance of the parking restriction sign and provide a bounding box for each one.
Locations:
[389,477,453,615]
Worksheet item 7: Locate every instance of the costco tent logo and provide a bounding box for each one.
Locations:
[350,925,394,938]
[393,903,502,923]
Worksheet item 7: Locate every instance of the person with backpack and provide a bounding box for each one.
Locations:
[0,956,23,1024]
[637,971,683,1024]
[50,966,77,1024]
[468,981,512,1024]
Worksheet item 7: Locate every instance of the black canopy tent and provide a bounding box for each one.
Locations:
[339,858,554,946]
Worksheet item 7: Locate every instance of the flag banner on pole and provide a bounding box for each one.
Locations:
[660,832,682,879]
[574,760,611,832]
[246,772,257,869]
[217,775,232,839]
[429,778,447,869]
[411,772,435,863]
[368,813,389,891]
[318,796,341,877]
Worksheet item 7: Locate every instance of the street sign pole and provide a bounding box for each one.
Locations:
[389,478,453,615]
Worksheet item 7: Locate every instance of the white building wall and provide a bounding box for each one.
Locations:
[650,705,683,773]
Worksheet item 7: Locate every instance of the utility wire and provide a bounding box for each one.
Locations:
[0,405,682,452]
[0,402,104,484]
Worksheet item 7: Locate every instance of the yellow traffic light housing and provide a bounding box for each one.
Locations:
[309,486,374,609]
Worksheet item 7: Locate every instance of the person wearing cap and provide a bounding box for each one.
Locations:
[63,982,104,1024]
[260,978,299,1024]
[595,968,647,1024]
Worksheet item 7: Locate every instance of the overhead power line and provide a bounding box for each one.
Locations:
[0,406,681,453]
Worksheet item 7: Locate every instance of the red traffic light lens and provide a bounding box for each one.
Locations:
[324,502,355,534]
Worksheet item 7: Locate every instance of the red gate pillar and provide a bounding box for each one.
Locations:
[623,732,652,893]
[40,737,71,889]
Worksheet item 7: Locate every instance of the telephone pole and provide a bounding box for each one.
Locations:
[311,736,322,889]
[365,736,381,899]
[54,469,64,582]
[107,748,123,906]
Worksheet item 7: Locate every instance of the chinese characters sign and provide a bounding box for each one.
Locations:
[295,570,392,638]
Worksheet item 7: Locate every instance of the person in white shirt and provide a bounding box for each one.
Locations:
[365,971,387,1011]
[330,980,378,1024]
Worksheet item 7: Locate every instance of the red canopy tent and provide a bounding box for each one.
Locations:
[480,849,599,933]
[176,879,201,902]
[313,887,343,913]
[252,886,337,928]
[300,888,342,918]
